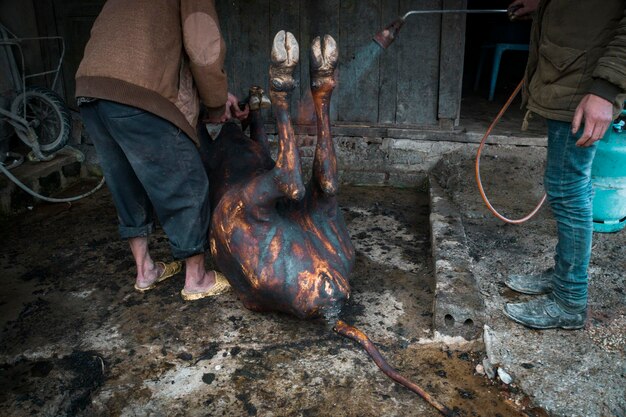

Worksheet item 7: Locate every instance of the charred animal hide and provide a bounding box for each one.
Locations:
[207,31,355,320]
[204,31,455,417]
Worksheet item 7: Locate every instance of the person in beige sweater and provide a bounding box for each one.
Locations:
[76,0,247,300]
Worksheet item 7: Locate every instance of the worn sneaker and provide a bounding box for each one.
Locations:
[503,297,586,330]
[505,269,554,295]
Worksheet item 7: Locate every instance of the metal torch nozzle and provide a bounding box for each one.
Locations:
[374,9,508,49]
[372,18,405,49]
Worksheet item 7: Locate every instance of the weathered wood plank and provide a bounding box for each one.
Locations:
[51,0,105,106]
[336,0,381,123]
[29,0,59,93]
[395,0,442,126]
[217,0,270,103]
[438,0,467,126]
[215,0,237,95]
[377,0,400,124]
[299,0,340,124]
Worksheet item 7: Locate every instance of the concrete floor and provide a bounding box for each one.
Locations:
[0,184,540,417]
[431,146,626,417]
[460,93,541,137]
[2,94,622,417]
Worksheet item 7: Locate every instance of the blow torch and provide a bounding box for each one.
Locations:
[373,7,521,49]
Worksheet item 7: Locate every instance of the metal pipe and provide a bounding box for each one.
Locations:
[374,9,509,49]
[402,9,507,19]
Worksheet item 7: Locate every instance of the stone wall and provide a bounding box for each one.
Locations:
[2,118,546,215]
[266,133,476,188]
[202,121,546,189]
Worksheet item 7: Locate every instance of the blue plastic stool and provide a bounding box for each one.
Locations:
[474,43,529,101]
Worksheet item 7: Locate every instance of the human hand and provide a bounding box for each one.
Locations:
[572,94,614,147]
[203,93,250,124]
[225,92,249,122]
[508,0,540,20]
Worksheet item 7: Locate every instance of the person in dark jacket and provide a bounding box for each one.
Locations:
[503,0,626,329]
[76,0,248,300]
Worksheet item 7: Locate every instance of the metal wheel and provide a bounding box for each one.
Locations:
[10,86,71,154]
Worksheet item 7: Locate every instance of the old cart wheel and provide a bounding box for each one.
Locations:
[10,86,71,154]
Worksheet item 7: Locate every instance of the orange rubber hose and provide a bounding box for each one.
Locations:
[475,79,546,224]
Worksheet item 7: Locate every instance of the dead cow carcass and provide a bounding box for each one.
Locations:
[206,31,355,320]
[204,31,454,416]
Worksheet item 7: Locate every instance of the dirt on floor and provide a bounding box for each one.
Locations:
[0,182,547,417]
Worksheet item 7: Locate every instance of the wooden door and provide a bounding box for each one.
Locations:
[217,0,466,127]
[35,0,106,109]
[34,0,466,126]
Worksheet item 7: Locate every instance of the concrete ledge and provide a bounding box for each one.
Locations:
[429,176,485,341]
[259,122,547,147]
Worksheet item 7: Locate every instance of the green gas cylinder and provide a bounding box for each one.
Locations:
[591,107,626,233]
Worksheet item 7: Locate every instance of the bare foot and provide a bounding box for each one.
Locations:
[182,270,218,294]
[135,262,163,290]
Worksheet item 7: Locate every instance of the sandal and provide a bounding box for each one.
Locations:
[134,261,182,292]
[180,271,231,301]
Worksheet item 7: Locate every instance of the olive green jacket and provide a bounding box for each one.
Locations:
[523,0,626,121]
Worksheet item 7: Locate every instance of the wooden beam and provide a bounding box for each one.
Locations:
[336,0,380,123]
[395,0,442,125]
[438,0,467,126]
[377,0,399,124]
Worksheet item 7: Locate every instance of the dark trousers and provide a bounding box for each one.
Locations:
[80,99,210,259]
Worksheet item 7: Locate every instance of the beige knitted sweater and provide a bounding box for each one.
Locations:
[75,0,228,143]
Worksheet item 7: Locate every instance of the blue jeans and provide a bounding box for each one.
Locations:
[80,100,210,259]
[544,119,598,314]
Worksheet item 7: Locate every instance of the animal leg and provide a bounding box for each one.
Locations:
[269,30,305,202]
[211,31,304,223]
[310,35,339,197]
[246,86,272,156]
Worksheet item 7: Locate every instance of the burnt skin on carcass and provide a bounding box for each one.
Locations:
[205,31,455,417]
[208,31,354,321]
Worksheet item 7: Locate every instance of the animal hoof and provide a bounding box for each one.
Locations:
[310,34,338,77]
[248,86,271,111]
[270,31,299,92]
[271,30,299,69]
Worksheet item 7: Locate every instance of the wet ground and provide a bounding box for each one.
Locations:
[0,183,543,416]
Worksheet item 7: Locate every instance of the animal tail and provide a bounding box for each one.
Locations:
[333,320,457,417]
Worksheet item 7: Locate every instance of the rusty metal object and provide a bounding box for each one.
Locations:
[373,18,405,49]
[208,31,354,320]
